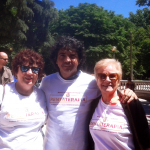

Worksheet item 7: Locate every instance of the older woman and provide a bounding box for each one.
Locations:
[89,59,150,150]
[0,49,47,150]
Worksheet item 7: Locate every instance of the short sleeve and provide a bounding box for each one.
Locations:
[0,85,3,105]
[8,69,14,82]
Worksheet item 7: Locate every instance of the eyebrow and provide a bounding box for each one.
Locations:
[58,52,66,55]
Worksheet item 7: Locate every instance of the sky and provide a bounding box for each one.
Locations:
[53,0,147,18]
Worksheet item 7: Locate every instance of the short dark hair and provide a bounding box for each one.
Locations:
[127,77,131,81]
[12,49,44,79]
[50,36,86,70]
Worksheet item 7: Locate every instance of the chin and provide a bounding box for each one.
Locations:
[101,87,116,93]
[25,81,34,85]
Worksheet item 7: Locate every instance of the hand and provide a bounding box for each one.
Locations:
[120,88,138,103]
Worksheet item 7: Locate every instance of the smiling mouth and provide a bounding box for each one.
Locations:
[63,65,72,69]
[25,76,33,80]
[102,85,113,87]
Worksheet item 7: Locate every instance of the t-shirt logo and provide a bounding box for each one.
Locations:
[90,117,125,133]
[66,93,70,97]
[4,108,46,122]
[49,92,87,106]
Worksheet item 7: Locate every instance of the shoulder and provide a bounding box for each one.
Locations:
[79,71,97,86]
[5,82,14,89]
[128,99,142,108]
[32,87,47,108]
[80,71,95,79]
[122,99,143,111]
[79,71,96,82]
[33,86,46,102]
[3,66,11,71]
[40,73,58,86]
[33,86,45,96]
[43,72,57,82]
[124,99,146,118]
[3,66,12,76]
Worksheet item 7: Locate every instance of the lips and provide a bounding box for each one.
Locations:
[102,84,113,87]
[25,76,33,81]
[63,65,72,70]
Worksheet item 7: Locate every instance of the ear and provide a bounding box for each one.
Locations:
[56,57,58,65]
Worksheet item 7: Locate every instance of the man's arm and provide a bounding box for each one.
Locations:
[119,88,138,103]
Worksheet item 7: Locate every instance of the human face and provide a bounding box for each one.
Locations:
[0,53,8,66]
[96,64,119,95]
[56,49,80,79]
[16,63,38,87]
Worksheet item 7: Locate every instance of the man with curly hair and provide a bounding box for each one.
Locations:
[0,52,13,85]
[40,36,137,150]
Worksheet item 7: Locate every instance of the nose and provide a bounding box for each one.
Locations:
[26,68,33,74]
[65,56,71,62]
[105,76,111,81]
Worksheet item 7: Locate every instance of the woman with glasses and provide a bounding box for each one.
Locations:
[0,49,47,150]
[89,59,150,150]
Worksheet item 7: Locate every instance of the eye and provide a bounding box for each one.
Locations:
[109,74,117,79]
[59,54,65,59]
[101,74,106,79]
[99,74,106,80]
[70,54,76,59]
[60,54,65,57]
[22,66,29,71]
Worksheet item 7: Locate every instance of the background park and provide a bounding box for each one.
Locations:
[1,0,150,80]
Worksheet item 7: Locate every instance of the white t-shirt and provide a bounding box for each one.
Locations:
[40,71,101,150]
[89,98,135,150]
[0,82,47,150]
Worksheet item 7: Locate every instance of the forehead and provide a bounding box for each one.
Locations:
[0,53,8,58]
[22,62,37,67]
[57,49,78,56]
[98,64,118,73]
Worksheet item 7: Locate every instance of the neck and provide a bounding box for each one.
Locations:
[15,82,33,96]
[102,91,118,105]
[59,71,78,79]
[0,66,3,72]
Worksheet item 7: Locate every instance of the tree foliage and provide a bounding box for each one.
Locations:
[0,0,58,52]
[129,7,150,28]
[49,3,138,78]
[1,1,150,79]
[129,7,150,79]
[136,0,150,7]
[0,0,58,74]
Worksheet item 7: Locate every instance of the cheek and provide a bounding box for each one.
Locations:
[97,79,102,89]
[113,80,119,88]
[34,74,38,80]
[73,58,79,64]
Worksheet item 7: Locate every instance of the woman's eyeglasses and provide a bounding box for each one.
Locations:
[98,73,118,81]
[20,65,39,73]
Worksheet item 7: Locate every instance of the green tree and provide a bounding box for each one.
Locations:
[0,0,58,74]
[49,3,137,78]
[129,7,150,28]
[136,0,150,6]
[129,6,150,79]
[132,26,150,79]
[0,0,58,51]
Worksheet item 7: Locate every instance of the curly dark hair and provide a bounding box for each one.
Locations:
[50,36,86,71]
[12,49,44,79]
